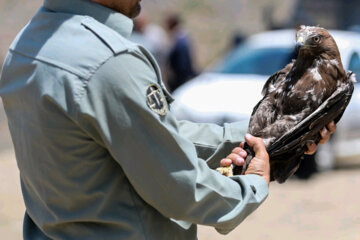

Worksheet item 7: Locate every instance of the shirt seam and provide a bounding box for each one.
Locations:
[7,50,115,147]
[9,49,90,79]
[193,140,233,149]
[72,51,155,146]
[193,142,219,150]
[72,54,114,107]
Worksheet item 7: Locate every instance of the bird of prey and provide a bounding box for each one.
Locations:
[226,26,355,183]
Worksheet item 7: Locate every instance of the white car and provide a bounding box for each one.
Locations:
[172,29,360,171]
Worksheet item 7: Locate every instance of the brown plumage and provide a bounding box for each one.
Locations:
[236,26,355,183]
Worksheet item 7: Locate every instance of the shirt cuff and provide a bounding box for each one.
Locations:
[223,120,249,143]
[215,174,269,235]
[231,174,269,202]
[205,121,249,169]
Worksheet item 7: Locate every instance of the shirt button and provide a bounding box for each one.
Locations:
[250,185,257,194]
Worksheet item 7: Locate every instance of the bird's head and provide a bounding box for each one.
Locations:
[295,25,340,59]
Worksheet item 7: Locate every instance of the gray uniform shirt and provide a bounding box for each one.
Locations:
[0,0,268,239]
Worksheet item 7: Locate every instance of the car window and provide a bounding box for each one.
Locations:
[215,46,295,76]
[348,52,360,78]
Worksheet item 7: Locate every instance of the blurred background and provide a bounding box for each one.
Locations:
[1,0,360,239]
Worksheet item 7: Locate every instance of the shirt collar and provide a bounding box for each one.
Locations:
[43,0,134,39]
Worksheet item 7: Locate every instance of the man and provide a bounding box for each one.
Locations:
[165,13,197,92]
[0,0,333,239]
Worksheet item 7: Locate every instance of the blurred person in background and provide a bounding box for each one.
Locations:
[222,31,247,58]
[130,12,154,52]
[165,13,197,92]
[130,11,169,81]
[230,31,246,50]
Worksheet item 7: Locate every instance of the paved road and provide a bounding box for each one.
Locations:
[1,147,360,240]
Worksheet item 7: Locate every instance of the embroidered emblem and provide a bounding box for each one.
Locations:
[146,84,168,116]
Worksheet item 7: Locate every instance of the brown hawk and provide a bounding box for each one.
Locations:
[233,26,355,183]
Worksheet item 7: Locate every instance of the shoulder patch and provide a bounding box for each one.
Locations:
[146,84,168,116]
[81,17,128,55]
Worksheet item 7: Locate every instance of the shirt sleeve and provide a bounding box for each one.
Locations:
[176,120,249,168]
[76,52,268,234]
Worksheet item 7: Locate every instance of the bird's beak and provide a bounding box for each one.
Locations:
[295,37,304,53]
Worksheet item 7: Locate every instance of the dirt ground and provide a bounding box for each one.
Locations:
[0,147,359,240]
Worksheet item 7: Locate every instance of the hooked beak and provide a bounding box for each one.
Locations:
[295,36,304,53]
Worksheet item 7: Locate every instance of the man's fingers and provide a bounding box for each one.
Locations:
[244,134,268,159]
[319,127,330,144]
[319,121,336,144]
[305,121,337,154]
[244,134,270,185]
[220,158,232,167]
[220,143,250,167]
[305,142,317,155]
[220,154,245,167]
[327,121,337,134]
[232,147,247,158]
[228,153,245,166]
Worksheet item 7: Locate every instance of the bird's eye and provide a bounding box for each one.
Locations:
[313,36,321,43]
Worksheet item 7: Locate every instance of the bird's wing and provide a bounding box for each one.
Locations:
[249,72,280,118]
[261,71,284,96]
[250,63,292,118]
[261,62,293,96]
[268,73,355,156]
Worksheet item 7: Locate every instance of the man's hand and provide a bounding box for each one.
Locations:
[219,121,336,183]
[305,121,337,155]
[220,134,270,185]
